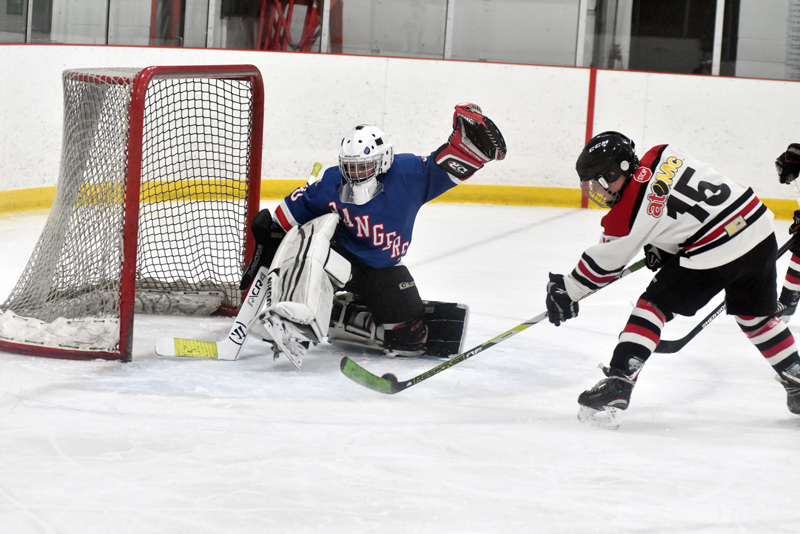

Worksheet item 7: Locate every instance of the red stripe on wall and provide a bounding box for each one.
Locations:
[581,68,598,209]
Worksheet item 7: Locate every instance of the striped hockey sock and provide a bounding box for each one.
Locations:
[784,253,800,293]
[609,298,667,376]
[735,315,799,369]
[737,314,800,414]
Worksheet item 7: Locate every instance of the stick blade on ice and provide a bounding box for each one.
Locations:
[154,337,242,360]
[155,337,222,359]
[340,357,399,394]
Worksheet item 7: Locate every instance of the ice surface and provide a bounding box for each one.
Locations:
[0,203,798,533]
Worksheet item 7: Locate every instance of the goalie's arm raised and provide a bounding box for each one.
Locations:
[433,103,506,180]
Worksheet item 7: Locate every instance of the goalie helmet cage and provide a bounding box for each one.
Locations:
[0,65,264,362]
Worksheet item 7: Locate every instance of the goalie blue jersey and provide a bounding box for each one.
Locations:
[274,153,461,268]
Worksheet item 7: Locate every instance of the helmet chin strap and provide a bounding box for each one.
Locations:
[339,177,384,205]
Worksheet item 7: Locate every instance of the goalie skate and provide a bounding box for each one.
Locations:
[328,294,469,358]
[259,314,311,370]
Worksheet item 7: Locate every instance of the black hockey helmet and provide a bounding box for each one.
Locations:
[576,131,639,208]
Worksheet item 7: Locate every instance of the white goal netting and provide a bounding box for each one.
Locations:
[0,67,260,357]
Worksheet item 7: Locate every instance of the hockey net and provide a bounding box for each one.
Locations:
[0,65,264,361]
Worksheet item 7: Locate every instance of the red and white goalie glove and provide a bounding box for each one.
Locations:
[434,103,506,180]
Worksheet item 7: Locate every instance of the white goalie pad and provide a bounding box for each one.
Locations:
[251,213,351,368]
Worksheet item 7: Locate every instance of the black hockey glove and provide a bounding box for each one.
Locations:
[776,143,800,184]
[239,209,287,290]
[546,273,579,327]
[643,245,675,271]
[790,209,800,236]
[250,208,276,243]
[789,213,800,257]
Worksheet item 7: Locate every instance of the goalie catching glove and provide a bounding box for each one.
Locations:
[546,273,579,326]
[434,103,506,180]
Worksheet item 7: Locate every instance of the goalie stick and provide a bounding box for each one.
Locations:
[654,233,799,354]
[154,265,270,359]
[340,258,647,394]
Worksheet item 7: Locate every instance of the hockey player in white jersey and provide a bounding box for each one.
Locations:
[545,131,800,428]
[774,143,800,321]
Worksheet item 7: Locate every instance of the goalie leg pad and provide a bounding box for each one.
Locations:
[421,301,470,357]
[256,213,352,366]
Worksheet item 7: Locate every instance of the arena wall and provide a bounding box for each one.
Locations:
[0,44,797,216]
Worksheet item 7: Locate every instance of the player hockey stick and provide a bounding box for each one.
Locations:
[340,258,648,394]
[654,233,799,354]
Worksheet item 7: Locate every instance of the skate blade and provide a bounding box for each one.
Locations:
[577,405,621,430]
[263,318,305,370]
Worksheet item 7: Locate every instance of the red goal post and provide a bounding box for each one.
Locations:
[0,65,264,362]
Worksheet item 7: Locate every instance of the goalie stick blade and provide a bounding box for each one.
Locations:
[152,266,272,361]
[154,337,241,360]
[155,337,218,358]
[339,357,405,394]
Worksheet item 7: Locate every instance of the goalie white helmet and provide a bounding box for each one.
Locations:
[338,125,394,185]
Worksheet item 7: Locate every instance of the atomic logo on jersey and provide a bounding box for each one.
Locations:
[646,156,683,218]
[653,156,683,195]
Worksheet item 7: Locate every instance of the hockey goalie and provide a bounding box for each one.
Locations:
[243,103,506,368]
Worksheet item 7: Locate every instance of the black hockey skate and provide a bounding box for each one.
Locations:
[577,365,636,430]
[776,288,800,323]
[785,385,800,415]
[778,363,800,415]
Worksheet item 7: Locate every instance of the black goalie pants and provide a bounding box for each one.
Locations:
[342,259,424,326]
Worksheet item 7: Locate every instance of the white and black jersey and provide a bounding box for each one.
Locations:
[565,144,775,301]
